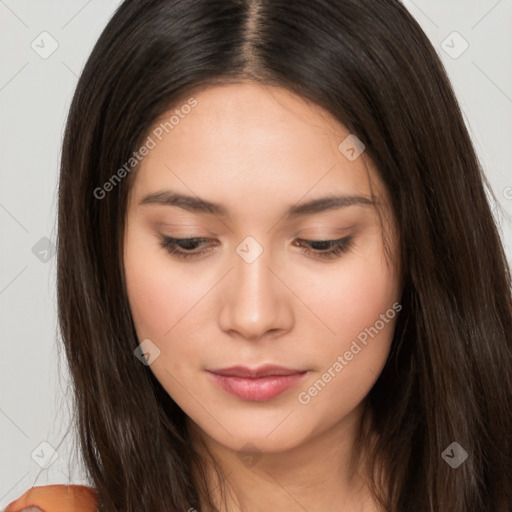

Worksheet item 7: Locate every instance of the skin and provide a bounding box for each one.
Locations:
[123,81,402,512]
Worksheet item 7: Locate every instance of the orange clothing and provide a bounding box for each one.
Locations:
[4,485,99,512]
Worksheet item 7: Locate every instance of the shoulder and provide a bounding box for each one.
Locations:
[4,484,99,512]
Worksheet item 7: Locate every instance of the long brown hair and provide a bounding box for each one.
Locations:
[57,0,512,510]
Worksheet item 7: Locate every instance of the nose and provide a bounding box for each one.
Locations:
[217,246,294,342]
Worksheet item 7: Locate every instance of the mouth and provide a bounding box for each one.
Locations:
[206,364,309,401]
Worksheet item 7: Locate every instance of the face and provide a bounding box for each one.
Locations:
[123,81,401,455]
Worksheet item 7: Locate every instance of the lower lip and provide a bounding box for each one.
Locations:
[207,371,308,401]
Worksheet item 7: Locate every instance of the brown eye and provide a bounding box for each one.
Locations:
[293,236,354,260]
[159,236,217,259]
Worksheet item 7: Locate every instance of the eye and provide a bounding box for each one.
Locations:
[292,236,354,260]
[159,236,217,259]
[159,235,354,260]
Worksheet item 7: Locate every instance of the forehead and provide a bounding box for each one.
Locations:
[129,82,385,216]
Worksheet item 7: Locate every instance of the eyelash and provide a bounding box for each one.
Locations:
[159,235,354,261]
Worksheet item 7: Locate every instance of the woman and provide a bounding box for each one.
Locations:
[6,0,512,511]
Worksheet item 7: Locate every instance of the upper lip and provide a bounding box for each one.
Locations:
[208,364,307,378]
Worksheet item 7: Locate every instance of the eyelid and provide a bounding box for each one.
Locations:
[296,226,355,237]
[153,222,215,237]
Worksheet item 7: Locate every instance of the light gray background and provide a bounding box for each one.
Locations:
[1,0,511,508]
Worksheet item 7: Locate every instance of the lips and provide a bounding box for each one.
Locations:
[206,364,309,401]
[208,364,306,378]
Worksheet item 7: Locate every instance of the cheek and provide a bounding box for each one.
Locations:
[295,240,399,403]
[305,239,399,349]
[123,226,202,341]
[294,240,399,414]
[123,237,209,401]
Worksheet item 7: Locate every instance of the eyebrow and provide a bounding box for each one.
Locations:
[139,190,375,218]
